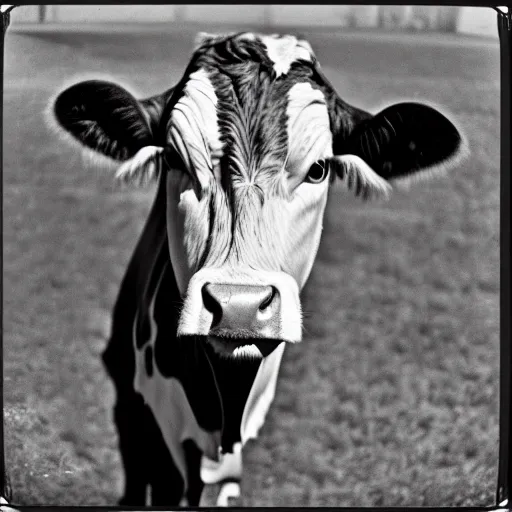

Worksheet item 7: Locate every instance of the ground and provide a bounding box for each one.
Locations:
[3,24,500,506]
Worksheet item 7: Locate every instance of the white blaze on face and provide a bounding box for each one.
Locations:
[283,82,333,289]
[261,35,313,77]
[168,69,223,189]
[166,69,224,294]
[166,172,209,295]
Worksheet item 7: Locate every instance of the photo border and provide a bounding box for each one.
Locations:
[0,3,509,510]
[495,6,511,508]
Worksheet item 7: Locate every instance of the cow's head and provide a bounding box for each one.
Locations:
[53,32,465,359]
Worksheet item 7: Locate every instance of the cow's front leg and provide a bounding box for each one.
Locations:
[114,395,149,506]
[199,442,243,506]
[200,481,242,507]
[149,439,204,506]
[115,398,187,506]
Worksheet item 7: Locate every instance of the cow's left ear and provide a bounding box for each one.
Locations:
[330,102,466,199]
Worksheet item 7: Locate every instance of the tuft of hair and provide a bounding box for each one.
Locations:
[329,154,392,200]
[115,145,164,187]
[194,31,232,50]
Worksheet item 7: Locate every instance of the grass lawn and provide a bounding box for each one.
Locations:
[3,26,500,506]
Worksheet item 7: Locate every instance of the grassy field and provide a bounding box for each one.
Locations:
[3,26,500,506]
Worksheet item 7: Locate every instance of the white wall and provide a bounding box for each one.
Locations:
[457,7,498,38]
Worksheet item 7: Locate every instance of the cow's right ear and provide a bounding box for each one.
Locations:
[53,80,176,186]
[53,80,155,161]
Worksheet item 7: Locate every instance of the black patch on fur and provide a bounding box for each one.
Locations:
[195,33,272,71]
[150,268,223,433]
[343,102,462,180]
[203,342,261,452]
[134,224,170,350]
[103,174,168,388]
[182,439,205,505]
[54,80,153,160]
[192,36,291,188]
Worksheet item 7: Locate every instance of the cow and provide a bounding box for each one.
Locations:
[51,31,465,506]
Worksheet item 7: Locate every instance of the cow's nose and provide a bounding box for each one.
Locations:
[202,283,280,336]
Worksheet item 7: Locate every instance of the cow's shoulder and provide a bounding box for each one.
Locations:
[102,175,169,385]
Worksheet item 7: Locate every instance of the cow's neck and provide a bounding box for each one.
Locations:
[203,344,261,452]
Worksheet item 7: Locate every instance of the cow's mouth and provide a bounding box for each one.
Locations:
[207,329,282,358]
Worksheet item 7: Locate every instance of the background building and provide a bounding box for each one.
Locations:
[9,5,498,38]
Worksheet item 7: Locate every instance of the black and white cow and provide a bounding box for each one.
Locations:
[52,32,465,506]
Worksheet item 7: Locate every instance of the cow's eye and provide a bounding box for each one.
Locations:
[305,160,328,184]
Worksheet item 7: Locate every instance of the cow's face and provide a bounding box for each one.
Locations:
[165,35,337,357]
[53,32,466,359]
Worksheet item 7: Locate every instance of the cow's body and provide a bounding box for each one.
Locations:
[52,32,465,506]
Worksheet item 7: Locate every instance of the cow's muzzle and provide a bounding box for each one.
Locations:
[203,284,281,357]
[177,269,302,357]
[203,284,280,336]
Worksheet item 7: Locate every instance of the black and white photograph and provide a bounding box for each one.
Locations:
[1,4,503,507]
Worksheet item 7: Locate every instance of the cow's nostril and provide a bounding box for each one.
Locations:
[202,283,223,326]
[202,283,280,337]
[259,286,276,311]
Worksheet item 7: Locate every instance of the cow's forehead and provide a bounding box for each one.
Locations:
[166,32,330,186]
